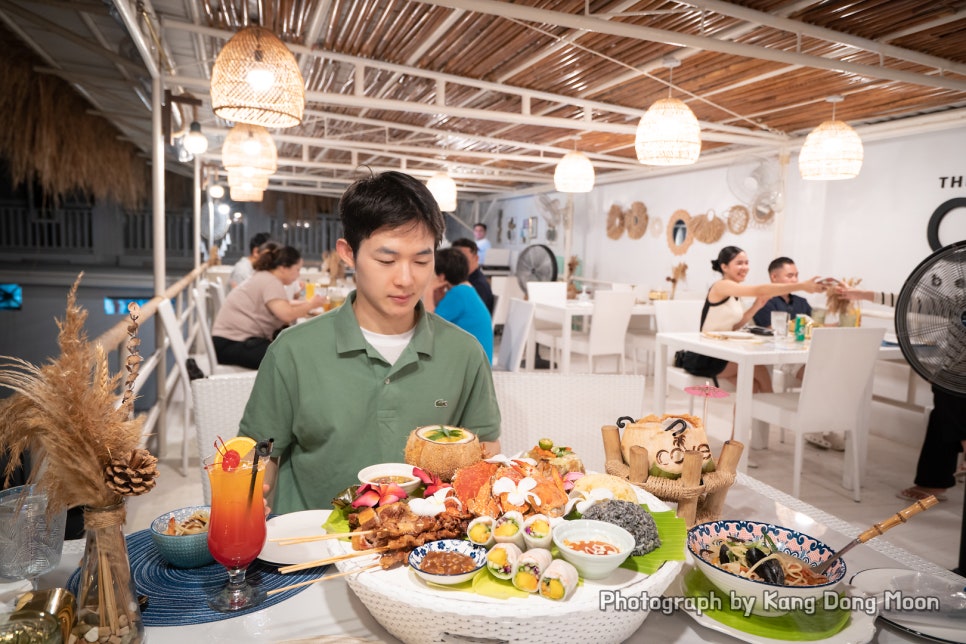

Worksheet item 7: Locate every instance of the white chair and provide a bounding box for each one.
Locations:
[207,278,227,318]
[495,298,534,372]
[749,327,885,501]
[190,372,258,504]
[654,299,720,414]
[492,371,646,472]
[537,290,636,373]
[490,276,525,331]
[156,299,201,476]
[527,281,567,366]
[191,285,253,375]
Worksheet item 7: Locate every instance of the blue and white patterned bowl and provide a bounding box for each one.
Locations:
[150,506,214,569]
[408,539,487,585]
[687,520,846,616]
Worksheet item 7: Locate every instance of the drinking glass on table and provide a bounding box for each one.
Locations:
[205,452,267,612]
[771,310,789,344]
[326,287,347,311]
[0,485,67,590]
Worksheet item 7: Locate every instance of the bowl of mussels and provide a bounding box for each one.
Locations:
[687,519,847,616]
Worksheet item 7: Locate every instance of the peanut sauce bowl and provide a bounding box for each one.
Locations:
[408,539,487,585]
[552,519,634,580]
[357,463,422,495]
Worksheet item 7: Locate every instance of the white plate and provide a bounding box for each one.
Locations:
[669,565,876,644]
[258,509,333,565]
[712,331,757,340]
[850,568,966,644]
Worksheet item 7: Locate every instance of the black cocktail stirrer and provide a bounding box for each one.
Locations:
[248,438,274,508]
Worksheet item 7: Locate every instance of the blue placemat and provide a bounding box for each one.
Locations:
[67,529,326,626]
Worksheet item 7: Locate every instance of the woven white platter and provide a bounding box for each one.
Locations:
[334,486,683,644]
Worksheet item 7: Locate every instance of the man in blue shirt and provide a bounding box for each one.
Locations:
[473,223,491,265]
[753,257,813,327]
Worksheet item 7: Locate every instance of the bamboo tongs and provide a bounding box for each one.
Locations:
[812,495,939,574]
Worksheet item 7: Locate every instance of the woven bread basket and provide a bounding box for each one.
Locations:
[335,487,682,643]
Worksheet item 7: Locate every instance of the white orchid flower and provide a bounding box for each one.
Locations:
[492,476,541,507]
[409,487,459,516]
[565,487,615,516]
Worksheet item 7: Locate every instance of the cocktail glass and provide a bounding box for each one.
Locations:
[0,485,67,590]
[205,455,267,612]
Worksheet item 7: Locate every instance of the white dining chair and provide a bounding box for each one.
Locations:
[156,298,200,477]
[749,327,885,501]
[537,290,636,373]
[490,275,525,331]
[527,281,567,366]
[654,299,723,414]
[494,298,534,372]
[191,372,258,503]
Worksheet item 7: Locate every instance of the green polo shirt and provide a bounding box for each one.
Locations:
[238,292,501,513]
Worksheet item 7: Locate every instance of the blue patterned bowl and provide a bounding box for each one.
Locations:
[408,539,487,585]
[687,520,846,616]
[150,506,214,569]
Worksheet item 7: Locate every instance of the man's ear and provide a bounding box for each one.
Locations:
[336,239,355,269]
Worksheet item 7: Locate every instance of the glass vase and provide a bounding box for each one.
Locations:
[73,503,144,644]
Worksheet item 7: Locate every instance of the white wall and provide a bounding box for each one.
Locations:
[493,126,966,304]
[490,126,966,446]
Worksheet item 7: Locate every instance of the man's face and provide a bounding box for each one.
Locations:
[473,225,486,240]
[770,263,799,284]
[336,222,436,334]
[455,246,479,272]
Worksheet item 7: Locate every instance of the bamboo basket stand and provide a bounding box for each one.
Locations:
[601,425,743,527]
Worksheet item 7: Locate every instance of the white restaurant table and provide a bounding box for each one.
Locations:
[654,332,903,474]
[526,299,655,373]
[42,473,960,643]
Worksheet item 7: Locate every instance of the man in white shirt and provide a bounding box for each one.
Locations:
[229,232,271,288]
[473,223,491,265]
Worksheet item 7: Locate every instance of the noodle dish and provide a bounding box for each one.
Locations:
[687,520,846,617]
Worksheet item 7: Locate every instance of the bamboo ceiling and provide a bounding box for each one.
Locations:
[1,0,965,204]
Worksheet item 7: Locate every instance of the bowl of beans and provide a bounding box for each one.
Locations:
[552,519,634,580]
[408,539,487,585]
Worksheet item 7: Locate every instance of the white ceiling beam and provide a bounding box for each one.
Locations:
[163,19,786,144]
[409,0,966,92]
[685,0,966,76]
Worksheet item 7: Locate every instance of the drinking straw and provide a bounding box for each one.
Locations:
[248,438,274,507]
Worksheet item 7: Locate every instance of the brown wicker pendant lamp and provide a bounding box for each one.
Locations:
[222,123,278,175]
[211,25,305,128]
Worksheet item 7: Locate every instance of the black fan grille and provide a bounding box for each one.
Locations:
[515,244,558,293]
[895,241,966,396]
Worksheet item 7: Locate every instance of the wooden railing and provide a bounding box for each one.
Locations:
[93,262,213,463]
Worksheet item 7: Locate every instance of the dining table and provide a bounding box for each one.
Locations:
[37,472,961,644]
[525,299,655,373]
[654,332,904,476]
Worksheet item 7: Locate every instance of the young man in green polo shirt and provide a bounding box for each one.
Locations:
[238,171,501,513]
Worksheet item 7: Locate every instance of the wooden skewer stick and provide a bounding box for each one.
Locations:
[270,530,372,545]
[267,563,381,596]
[278,546,390,574]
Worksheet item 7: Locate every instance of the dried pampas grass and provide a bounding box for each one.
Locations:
[0,274,153,514]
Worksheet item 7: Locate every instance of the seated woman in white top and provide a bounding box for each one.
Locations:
[695,246,825,393]
[211,243,326,369]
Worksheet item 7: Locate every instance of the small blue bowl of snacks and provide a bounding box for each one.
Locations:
[408,539,487,585]
[150,506,213,569]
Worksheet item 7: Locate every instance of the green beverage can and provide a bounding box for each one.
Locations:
[794,315,806,341]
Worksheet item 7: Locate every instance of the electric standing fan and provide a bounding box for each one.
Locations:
[515,244,558,293]
[894,240,966,396]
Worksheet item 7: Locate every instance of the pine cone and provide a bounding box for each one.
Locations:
[105,448,159,496]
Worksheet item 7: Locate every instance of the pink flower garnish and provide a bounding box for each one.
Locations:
[412,466,451,497]
[562,471,585,492]
[351,483,408,508]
